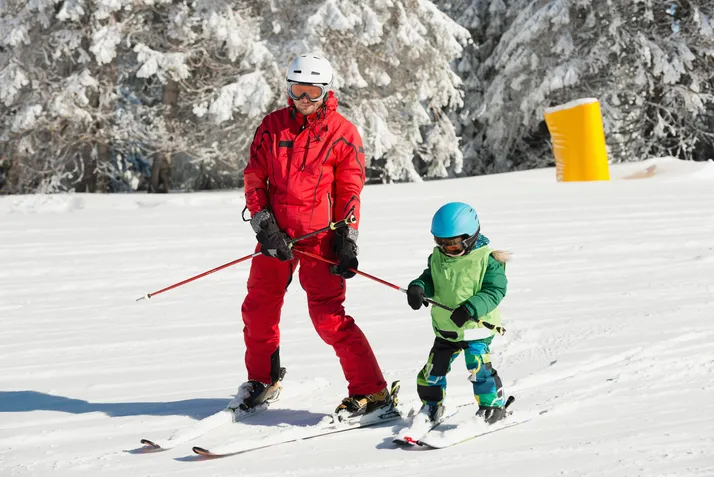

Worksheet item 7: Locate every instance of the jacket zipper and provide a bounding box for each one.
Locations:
[327,192,332,224]
[300,135,310,171]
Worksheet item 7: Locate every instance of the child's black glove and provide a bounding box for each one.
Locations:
[406,285,427,310]
[450,305,472,327]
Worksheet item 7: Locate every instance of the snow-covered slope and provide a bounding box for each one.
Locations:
[2,158,713,476]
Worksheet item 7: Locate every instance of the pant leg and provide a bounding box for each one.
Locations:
[464,340,505,407]
[297,239,386,396]
[241,247,296,384]
[417,337,462,405]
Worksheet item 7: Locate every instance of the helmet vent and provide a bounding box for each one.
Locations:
[311,71,320,75]
[293,70,302,73]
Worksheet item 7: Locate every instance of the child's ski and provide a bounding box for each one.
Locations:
[392,407,457,446]
[393,395,516,446]
[416,412,539,448]
[418,402,547,449]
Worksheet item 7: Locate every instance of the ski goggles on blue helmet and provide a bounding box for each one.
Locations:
[287,81,329,102]
[434,232,479,256]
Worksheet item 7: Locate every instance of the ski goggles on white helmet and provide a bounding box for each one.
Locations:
[287,81,329,102]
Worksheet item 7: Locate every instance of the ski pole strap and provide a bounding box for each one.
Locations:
[478,320,506,335]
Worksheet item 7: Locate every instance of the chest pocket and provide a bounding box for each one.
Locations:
[276,140,294,173]
[300,136,331,176]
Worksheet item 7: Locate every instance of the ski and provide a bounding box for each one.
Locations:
[393,395,516,446]
[416,413,535,449]
[192,380,407,457]
[392,407,458,446]
[140,405,266,451]
[140,368,287,451]
[418,399,547,449]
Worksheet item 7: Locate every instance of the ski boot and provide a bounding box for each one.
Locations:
[417,403,445,425]
[477,395,515,424]
[229,367,287,412]
[392,402,444,445]
[476,405,506,424]
[335,386,392,418]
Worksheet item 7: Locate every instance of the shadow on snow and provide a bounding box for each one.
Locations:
[1,390,327,424]
[0,390,230,420]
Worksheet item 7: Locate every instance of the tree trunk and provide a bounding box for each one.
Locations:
[150,79,179,193]
[76,143,97,193]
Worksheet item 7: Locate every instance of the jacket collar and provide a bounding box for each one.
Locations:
[288,91,338,126]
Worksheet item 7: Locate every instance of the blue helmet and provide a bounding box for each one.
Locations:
[431,202,480,238]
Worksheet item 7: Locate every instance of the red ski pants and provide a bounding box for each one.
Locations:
[241,238,386,395]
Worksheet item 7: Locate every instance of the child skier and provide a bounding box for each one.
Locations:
[406,202,510,425]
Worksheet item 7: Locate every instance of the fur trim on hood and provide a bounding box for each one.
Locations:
[490,250,512,263]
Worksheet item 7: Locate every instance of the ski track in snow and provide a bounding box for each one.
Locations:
[1,158,714,476]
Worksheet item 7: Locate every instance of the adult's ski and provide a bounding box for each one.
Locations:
[192,380,408,457]
[140,368,287,451]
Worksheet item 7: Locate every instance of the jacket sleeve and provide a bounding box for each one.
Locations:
[408,254,435,297]
[333,123,366,229]
[243,120,272,216]
[463,255,507,319]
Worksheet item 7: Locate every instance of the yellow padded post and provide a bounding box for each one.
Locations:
[544,98,610,182]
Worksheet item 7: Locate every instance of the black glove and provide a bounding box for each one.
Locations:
[331,227,359,279]
[406,285,427,310]
[250,209,293,261]
[450,305,472,327]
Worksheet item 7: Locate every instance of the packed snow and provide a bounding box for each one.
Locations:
[1,157,714,476]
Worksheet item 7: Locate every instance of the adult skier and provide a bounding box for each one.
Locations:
[234,54,389,417]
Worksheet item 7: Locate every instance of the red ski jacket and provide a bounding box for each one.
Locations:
[243,92,366,239]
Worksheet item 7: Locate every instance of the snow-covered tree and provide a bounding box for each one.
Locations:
[0,0,276,193]
[439,0,714,174]
[1,0,469,194]
[281,0,471,182]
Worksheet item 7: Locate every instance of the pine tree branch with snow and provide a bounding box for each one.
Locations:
[438,0,714,174]
[2,0,471,192]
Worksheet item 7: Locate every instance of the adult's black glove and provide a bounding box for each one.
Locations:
[406,285,428,310]
[450,305,473,327]
[250,209,293,261]
[331,227,359,279]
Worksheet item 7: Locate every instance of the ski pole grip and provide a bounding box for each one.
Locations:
[330,214,357,230]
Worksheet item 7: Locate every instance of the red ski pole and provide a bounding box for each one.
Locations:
[293,249,446,307]
[293,249,506,334]
[136,215,356,302]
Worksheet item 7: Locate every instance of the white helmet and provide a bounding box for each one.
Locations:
[286,54,333,87]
